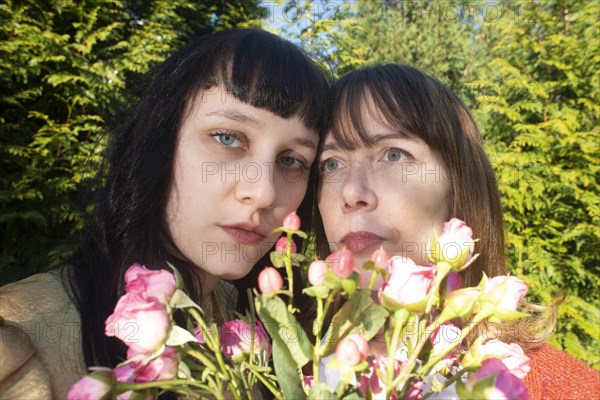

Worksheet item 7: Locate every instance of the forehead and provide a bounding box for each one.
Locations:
[323,92,414,151]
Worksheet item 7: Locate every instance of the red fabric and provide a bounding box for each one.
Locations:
[525,344,600,399]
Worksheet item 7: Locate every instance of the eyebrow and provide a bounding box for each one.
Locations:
[291,137,317,151]
[321,132,415,153]
[205,110,263,129]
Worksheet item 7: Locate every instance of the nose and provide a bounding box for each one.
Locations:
[235,161,276,209]
[341,165,377,213]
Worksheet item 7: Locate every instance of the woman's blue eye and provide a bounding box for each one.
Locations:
[279,155,306,169]
[385,148,406,162]
[211,132,242,147]
[320,158,341,172]
[219,135,237,146]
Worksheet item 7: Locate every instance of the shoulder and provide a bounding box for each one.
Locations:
[525,343,600,399]
[0,271,71,318]
[0,318,53,398]
[0,271,86,398]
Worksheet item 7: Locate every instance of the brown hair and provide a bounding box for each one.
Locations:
[316,64,558,350]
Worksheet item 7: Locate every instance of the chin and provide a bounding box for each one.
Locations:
[220,267,255,281]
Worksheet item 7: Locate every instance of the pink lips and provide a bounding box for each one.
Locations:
[341,231,385,254]
[220,223,266,245]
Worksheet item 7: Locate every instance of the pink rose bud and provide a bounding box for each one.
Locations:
[328,247,354,278]
[275,236,297,253]
[430,322,462,372]
[336,334,369,366]
[379,257,435,312]
[370,246,389,270]
[428,218,475,270]
[105,293,170,354]
[67,369,114,400]
[307,260,328,286]
[258,267,283,294]
[126,346,179,383]
[282,211,301,230]
[437,287,480,323]
[220,320,272,358]
[484,276,528,311]
[466,358,528,399]
[125,264,177,305]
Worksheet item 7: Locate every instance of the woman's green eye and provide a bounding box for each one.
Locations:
[386,148,405,162]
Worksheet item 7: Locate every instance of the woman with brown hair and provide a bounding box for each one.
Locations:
[315,64,599,398]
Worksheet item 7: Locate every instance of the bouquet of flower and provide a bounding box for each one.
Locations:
[69,212,532,399]
[68,264,277,399]
[254,213,531,400]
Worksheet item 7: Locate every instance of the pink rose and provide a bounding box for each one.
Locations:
[283,211,301,230]
[67,370,114,400]
[327,247,354,278]
[430,322,462,371]
[478,340,531,379]
[126,346,179,383]
[220,320,271,358]
[124,264,177,305]
[258,267,283,294]
[445,272,462,296]
[303,375,314,390]
[406,379,425,400]
[275,237,297,253]
[379,257,435,312]
[370,246,389,270]
[428,218,475,269]
[484,276,528,311]
[466,358,528,399]
[105,293,170,354]
[113,364,135,400]
[307,260,329,286]
[336,334,368,366]
[357,354,403,398]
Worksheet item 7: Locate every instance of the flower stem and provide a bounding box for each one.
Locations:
[285,233,295,311]
[313,288,338,387]
[421,368,469,399]
[250,368,284,399]
[419,311,487,375]
[385,308,410,397]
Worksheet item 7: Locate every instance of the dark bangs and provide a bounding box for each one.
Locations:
[329,64,456,154]
[183,29,331,132]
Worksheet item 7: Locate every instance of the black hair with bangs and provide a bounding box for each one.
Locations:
[66,29,331,369]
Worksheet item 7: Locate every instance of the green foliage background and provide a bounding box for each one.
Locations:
[1,0,598,369]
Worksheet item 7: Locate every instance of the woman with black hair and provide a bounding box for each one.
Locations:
[0,28,331,398]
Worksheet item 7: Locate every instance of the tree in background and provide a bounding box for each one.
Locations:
[0,0,265,284]
[469,0,599,369]
[272,0,599,369]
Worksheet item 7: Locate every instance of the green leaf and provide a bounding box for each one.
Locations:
[169,289,201,310]
[321,289,388,356]
[303,285,330,299]
[165,325,198,346]
[254,295,313,366]
[308,382,336,400]
[270,251,285,268]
